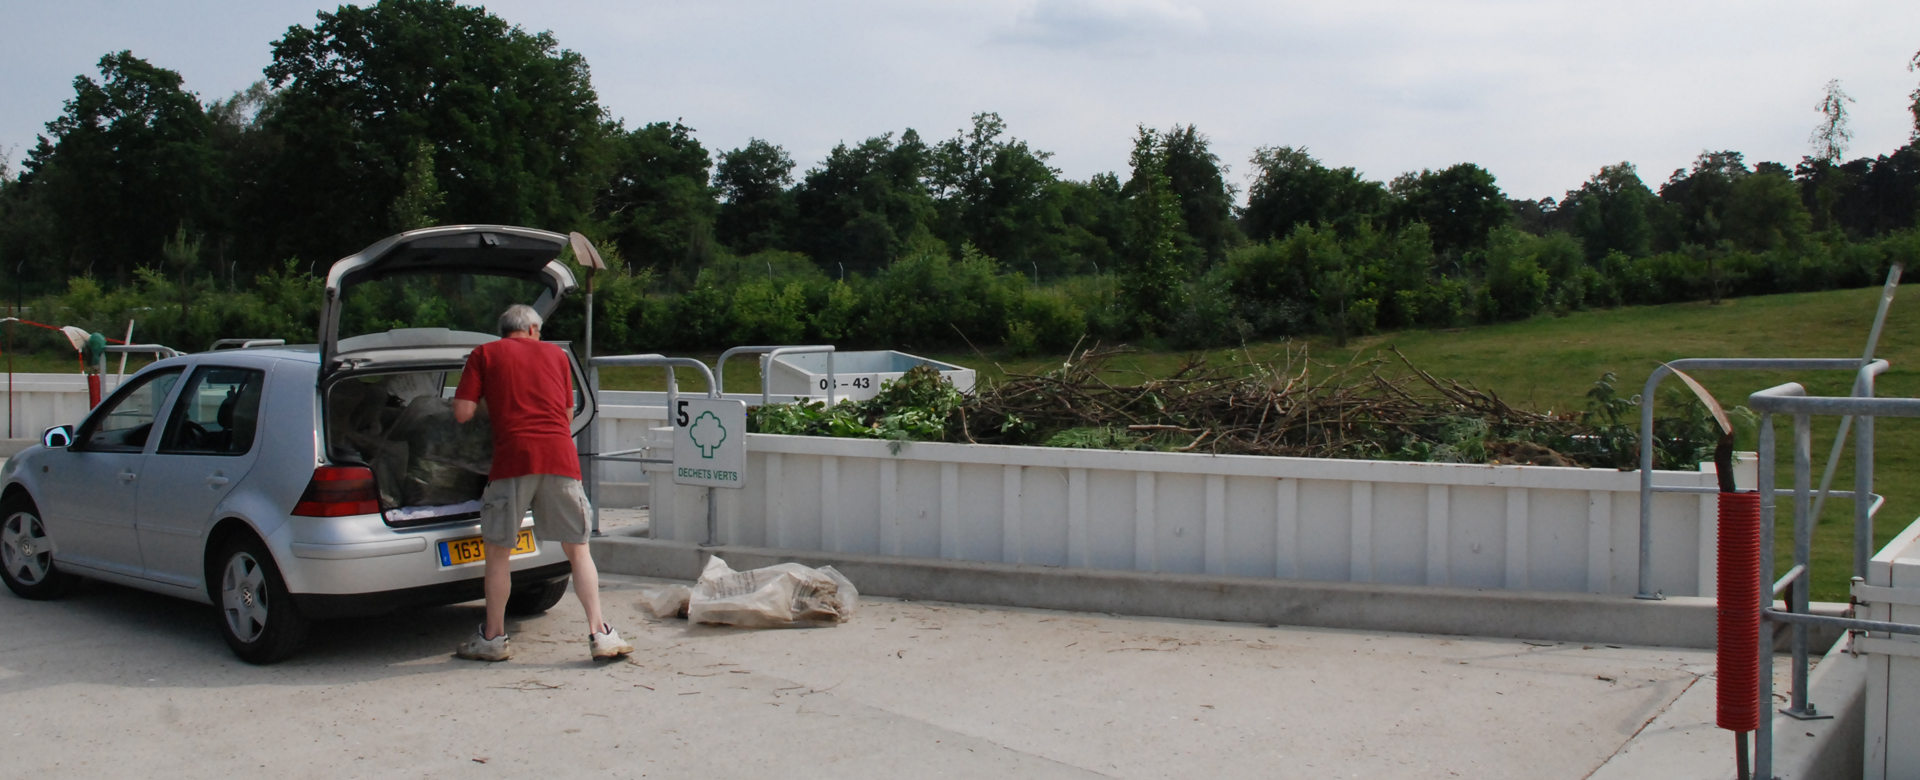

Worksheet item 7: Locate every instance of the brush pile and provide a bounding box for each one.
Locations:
[749,345,1721,470]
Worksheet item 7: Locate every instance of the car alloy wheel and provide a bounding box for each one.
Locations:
[3,511,52,586]
[221,550,271,644]
[213,534,309,664]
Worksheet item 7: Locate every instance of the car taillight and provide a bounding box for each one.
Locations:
[292,466,381,517]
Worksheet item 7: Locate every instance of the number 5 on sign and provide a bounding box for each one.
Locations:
[672,398,747,489]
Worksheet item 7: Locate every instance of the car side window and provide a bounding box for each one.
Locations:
[158,366,267,456]
[76,368,184,453]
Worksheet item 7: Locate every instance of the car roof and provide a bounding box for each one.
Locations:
[135,346,322,375]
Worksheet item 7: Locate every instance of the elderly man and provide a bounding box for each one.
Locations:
[450,304,631,662]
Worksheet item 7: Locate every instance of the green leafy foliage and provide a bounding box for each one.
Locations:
[0,0,1917,361]
[748,365,965,448]
[261,0,609,265]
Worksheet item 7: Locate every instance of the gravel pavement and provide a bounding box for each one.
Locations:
[0,571,1726,779]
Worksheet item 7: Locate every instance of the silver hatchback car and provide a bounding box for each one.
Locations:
[0,225,597,663]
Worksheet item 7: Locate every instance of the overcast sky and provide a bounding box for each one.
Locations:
[3,0,1917,202]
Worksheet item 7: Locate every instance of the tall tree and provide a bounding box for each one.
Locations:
[1241,145,1387,241]
[1722,165,1810,251]
[1809,79,1855,163]
[1388,163,1509,264]
[1563,163,1657,260]
[260,0,609,263]
[1051,173,1127,275]
[1659,151,1749,249]
[791,131,936,273]
[715,138,796,254]
[1909,50,1920,141]
[929,112,1064,273]
[206,81,285,275]
[596,121,717,282]
[1119,127,1189,334]
[1801,146,1920,238]
[17,51,219,282]
[1153,125,1238,263]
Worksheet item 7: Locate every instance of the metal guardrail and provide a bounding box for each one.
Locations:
[1744,380,1920,779]
[1641,266,1902,607]
[583,354,723,542]
[207,338,286,351]
[714,345,836,407]
[1635,358,1878,600]
[103,344,181,359]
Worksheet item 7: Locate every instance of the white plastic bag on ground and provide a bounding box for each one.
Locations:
[686,556,859,628]
[634,585,692,619]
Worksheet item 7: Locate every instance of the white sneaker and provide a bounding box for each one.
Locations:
[456,625,513,661]
[590,623,633,659]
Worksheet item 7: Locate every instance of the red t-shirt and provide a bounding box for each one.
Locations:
[454,337,581,481]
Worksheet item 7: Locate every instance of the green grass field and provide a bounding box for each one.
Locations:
[598,286,1914,601]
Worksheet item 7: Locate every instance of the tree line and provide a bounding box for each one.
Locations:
[1,0,1918,357]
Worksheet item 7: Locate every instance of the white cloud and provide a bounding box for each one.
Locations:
[3,0,1918,202]
[995,0,1208,51]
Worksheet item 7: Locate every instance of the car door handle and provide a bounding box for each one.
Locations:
[206,476,230,486]
[117,470,136,482]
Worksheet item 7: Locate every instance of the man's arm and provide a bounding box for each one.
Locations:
[452,347,484,423]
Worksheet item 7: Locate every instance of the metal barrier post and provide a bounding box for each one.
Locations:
[1786,413,1820,719]
[1857,384,1877,579]
[587,364,601,537]
[1755,412,1776,780]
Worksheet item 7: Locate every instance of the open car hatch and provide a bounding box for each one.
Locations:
[317,225,592,435]
[319,225,579,370]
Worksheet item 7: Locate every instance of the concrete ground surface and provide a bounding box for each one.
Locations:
[0,571,1756,780]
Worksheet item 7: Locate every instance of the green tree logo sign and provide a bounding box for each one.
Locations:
[689,410,727,458]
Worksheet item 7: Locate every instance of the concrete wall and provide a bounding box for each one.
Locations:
[13,376,1724,599]
[643,431,1727,598]
[0,372,124,438]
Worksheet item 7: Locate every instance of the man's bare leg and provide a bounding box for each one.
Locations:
[563,542,605,632]
[483,544,513,640]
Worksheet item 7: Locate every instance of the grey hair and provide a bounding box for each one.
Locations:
[498,304,544,335]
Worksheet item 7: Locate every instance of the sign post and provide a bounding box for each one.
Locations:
[672,397,747,490]
[674,395,745,548]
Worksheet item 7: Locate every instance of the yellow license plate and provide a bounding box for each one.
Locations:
[437,529,537,567]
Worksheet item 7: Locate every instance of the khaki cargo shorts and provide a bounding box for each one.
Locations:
[479,474,591,548]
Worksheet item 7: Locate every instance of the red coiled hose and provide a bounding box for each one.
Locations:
[1717,490,1762,732]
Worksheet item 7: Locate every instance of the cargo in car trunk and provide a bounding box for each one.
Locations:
[326,369,492,525]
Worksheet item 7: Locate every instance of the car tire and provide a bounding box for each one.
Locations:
[1,493,76,600]
[215,533,310,665]
[505,576,570,616]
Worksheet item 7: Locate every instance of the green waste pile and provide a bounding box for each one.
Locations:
[748,346,1732,471]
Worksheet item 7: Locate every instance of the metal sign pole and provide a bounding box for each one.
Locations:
[567,233,607,536]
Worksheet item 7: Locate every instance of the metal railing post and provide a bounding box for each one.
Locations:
[1858,402,1875,579]
[1755,412,1775,780]
[1786,414,1818,718]
[1637,366,1666,599]
[588,363,601,537]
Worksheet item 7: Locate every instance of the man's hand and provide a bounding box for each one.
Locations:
[452,399,478,423]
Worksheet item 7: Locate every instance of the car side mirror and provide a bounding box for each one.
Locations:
[42,425,73,449]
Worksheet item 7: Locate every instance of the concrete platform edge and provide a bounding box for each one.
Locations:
[1772,637,1867,780]
[591,536,1721,648]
